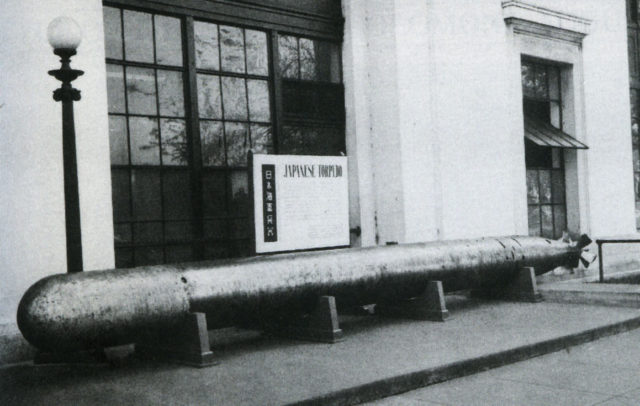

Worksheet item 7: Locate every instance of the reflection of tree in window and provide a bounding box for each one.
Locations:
[162,119,187,165]
[300,38,317,80]
[278,36,299,79]
[219,26,245,73]
[278,34,344,156]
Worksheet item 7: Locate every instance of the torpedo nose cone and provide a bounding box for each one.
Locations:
[17,268,192,352]
[17,274,85,352]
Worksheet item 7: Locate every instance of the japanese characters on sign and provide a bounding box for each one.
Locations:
[252,154,349,254]
[262,164,277,242]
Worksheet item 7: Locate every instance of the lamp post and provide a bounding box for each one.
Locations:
[47,17,84,273]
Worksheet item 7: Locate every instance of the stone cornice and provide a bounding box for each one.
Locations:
[502,0,591,44]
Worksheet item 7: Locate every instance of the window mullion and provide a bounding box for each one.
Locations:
[151,15,168,263]
[537,169,543,237]
[242,29,251,150]
[184,16,205,260]
[118,7,136,263]
[557,67,564,131]
[215,25,232,223]
[270,30,283,154]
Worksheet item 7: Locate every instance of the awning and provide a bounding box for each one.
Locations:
[524,116,588,149]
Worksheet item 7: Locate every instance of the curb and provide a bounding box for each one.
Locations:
[539,286,640,308]
[290,315,640,406]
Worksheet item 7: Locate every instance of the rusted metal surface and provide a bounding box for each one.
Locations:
[18,236,589,352]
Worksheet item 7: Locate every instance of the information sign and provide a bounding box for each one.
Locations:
[252,154,349,253]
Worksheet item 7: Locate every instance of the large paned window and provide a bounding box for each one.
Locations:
[628,0,640,228]
[631,90,640,229]
[103,4,344,267]
[522,60,567,239]
[105,8,193,266]
[193,21,273,260]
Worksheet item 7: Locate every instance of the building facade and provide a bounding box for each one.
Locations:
[0,0,635,360]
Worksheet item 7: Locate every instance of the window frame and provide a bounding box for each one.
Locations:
[628,0,640,229]
[522,58,568,239]
[104,0,344,42]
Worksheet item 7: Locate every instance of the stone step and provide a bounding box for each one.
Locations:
[538,278,640,308]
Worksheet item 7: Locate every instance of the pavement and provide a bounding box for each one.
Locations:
[365,328,640,406]
[2,286,640,406]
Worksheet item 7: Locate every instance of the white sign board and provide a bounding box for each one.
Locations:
[252,154,349,253]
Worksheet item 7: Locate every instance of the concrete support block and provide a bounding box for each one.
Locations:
[474,267,543,303]
[503,266,543,302]
[268,295,343,343]
[136,312,216,368]
[377,280,450,321]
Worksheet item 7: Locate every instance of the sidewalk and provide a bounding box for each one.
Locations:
[1,293,640,406]
[366,327,640,406]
